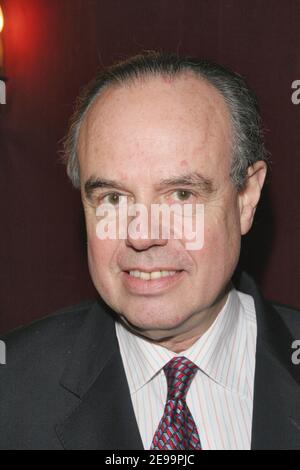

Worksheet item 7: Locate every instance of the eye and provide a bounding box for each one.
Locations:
[172,190,194,202]
[101,192,127,205]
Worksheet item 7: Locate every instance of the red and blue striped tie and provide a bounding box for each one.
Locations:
[151,356,202,450]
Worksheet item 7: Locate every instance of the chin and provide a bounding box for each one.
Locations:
[120,307,189,335]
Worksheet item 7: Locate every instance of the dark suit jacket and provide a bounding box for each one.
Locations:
[0,271,300,450]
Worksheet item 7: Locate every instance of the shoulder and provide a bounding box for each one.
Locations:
[234,270,300,338]
[271,301,300,337]
[0,300,96,376]
[0,300,101,448]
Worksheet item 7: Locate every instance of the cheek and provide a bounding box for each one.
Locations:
[190,206,241,274]
[85,212,115,269]
[87,233,118,283]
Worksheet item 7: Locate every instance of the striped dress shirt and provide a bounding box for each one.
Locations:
[115,287,257,450]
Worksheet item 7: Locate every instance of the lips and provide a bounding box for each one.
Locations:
[120,269,185,295]
[128,270,178,281]
[121,266,183,273]
[122,267,184,280]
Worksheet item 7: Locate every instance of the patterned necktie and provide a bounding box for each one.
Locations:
[151,356,202,450]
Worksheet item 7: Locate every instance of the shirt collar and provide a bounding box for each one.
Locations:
[115,287,249,397]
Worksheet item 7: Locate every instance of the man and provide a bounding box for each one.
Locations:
[0,52,300,450]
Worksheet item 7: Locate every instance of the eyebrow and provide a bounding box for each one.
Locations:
[156,172,216,193]
[84,171,216,200]
[84,177,126,200]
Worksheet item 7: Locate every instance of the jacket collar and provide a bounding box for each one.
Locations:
[233,270,300,449]
[56,271,300,450]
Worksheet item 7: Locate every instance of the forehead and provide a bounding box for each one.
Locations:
[78,73,232,182]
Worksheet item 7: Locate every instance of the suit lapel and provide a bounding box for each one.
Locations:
[55,300,144,450]
[234,271,300,450]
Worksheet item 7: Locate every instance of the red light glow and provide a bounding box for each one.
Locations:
[0,6,4,34]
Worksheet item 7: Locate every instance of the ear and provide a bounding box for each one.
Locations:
[238,161,267,235]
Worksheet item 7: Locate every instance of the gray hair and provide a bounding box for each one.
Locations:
[61,51,269,191]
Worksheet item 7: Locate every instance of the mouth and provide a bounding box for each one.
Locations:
[120,269,186,295]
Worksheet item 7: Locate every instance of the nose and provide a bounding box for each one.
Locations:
[126,235,168,251]
[125,208,169,251]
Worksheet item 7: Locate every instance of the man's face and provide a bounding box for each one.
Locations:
[78,74,245,338]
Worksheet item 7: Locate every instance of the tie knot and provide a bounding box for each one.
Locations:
[164,356,198,401]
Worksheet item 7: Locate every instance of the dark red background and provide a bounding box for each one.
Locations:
[0,0,299,334]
